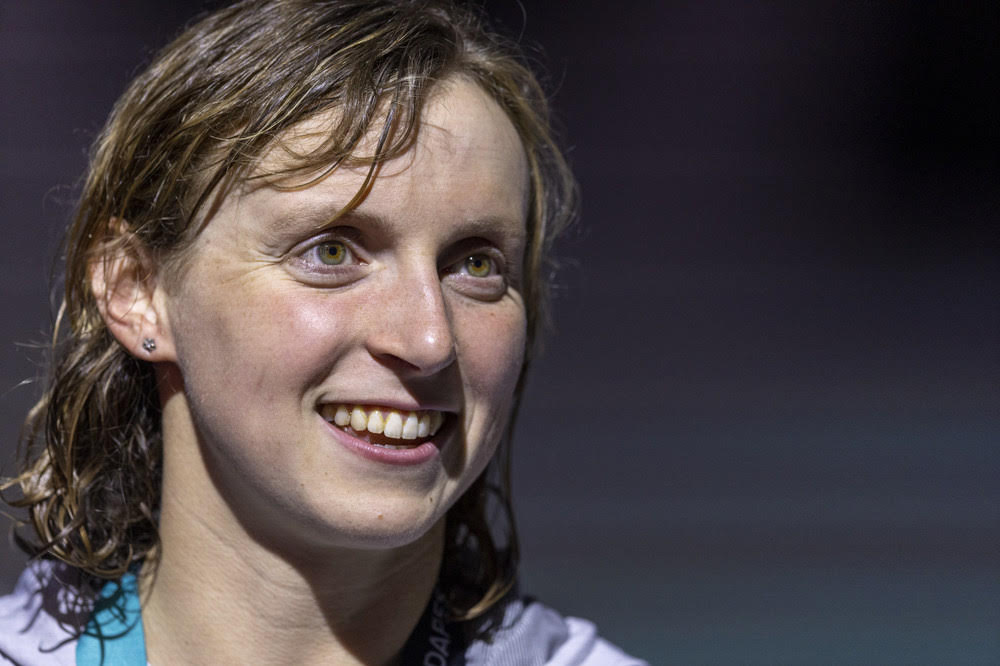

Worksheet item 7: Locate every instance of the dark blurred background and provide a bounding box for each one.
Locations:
[2,2,997,664]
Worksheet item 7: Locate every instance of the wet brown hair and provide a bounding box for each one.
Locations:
[2,0,576,620]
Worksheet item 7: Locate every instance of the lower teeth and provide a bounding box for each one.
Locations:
[324,419,424,449]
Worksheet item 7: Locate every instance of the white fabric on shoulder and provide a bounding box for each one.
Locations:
[465,597,648,666]
[0,561,87,666]
[550,616,648,665]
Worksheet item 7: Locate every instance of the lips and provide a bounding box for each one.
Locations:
[319,404,446,449]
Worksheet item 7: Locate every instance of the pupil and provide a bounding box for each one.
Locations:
[322,243,343,263]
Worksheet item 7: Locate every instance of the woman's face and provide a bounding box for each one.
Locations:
[158,78,529,551]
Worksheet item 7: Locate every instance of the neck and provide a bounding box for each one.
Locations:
[142,378,444,665]
[143,494,443,665]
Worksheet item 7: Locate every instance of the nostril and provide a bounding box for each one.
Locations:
[370,338,456,376]
[367,318,456,375]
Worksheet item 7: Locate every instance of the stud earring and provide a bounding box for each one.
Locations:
[142,338,157,353]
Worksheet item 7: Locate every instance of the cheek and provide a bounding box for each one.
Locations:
[171,275,354,407]
[458,303,527,406]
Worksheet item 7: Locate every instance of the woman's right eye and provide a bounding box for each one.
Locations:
[287,234,366,285]
[296,238,359,269]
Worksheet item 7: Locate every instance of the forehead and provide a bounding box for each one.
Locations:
[249,77,530,216]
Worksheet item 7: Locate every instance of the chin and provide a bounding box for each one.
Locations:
[267,491,451,553]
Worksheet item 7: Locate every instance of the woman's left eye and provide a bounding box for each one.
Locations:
[443,250,508,301]
[464,254,494,278]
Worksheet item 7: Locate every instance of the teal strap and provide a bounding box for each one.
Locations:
[76,573,147,665]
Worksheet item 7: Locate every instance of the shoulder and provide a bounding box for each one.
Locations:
[465,597,648,666]
[0,560,89,666]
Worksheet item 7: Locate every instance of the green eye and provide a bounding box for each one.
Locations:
[317,241,348,265]
[465,254,493,278]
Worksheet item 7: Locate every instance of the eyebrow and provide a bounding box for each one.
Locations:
[251,182,528,251]
[324,208,391,234]
[253,194,367,234]
[280,198,524,237]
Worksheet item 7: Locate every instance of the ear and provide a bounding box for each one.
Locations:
[89,224,177,362]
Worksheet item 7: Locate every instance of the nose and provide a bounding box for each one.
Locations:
[365,267,457,376]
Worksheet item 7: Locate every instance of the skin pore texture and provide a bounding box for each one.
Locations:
[115,78,530,665]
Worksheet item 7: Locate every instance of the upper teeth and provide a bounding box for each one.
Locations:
[320,404,445,440]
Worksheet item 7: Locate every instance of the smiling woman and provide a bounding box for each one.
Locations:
[156,79,529,560]
[0,1,645,664]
